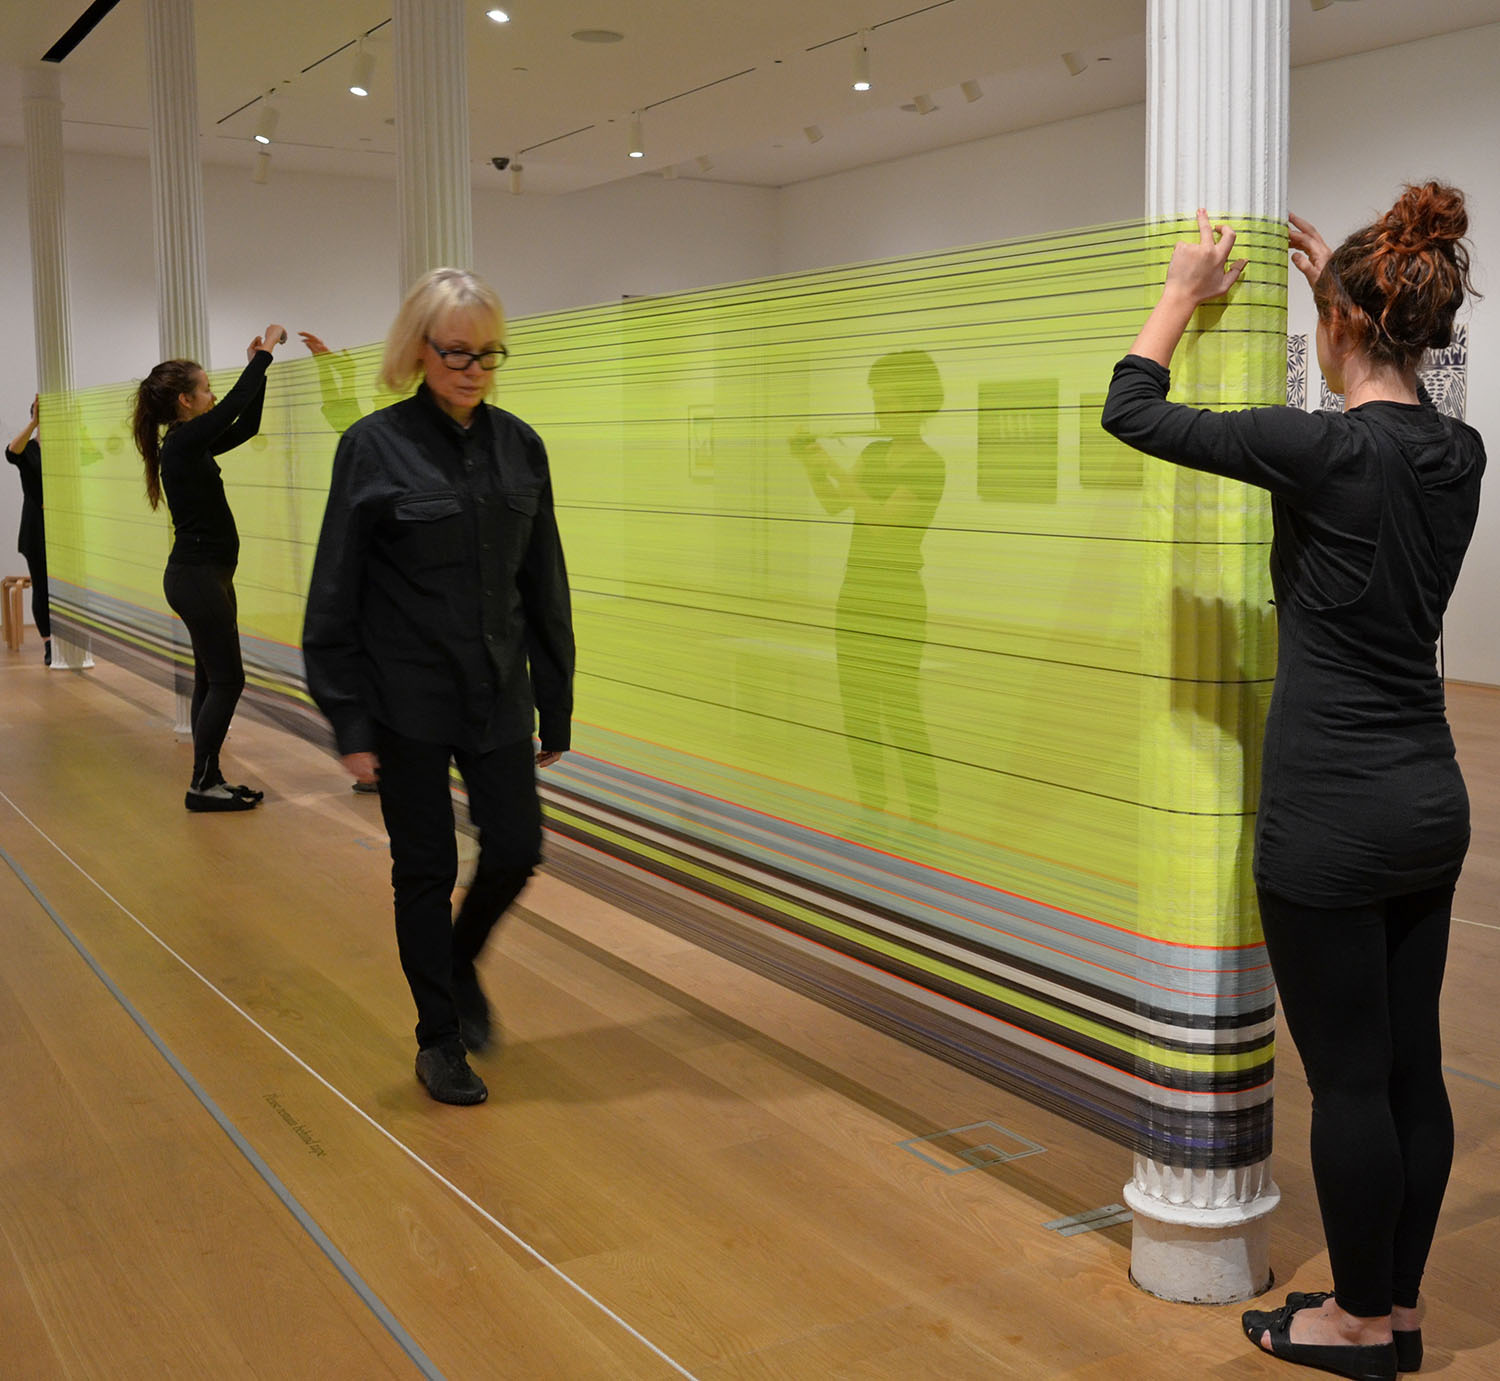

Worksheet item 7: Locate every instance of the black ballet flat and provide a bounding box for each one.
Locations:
[184,782,258,813]
[1242,1297,1397,1381]
[1280,1293,1420,1373]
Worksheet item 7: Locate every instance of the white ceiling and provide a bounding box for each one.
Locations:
[3,0,1500,196]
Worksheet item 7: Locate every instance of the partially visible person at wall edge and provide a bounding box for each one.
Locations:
[5,394,51,665]
[301,267,574,1108]
[132,323,287,812]
[1102,184,1483,1381]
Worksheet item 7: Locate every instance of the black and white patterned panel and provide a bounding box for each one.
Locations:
[1287,334,1308,409]
[1419,324,1468,420]
[1314,323,1468,418]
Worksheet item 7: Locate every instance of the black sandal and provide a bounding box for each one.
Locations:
[1242,1296,1397,1381]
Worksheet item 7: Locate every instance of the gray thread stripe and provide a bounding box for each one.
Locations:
[0,842,446,1381]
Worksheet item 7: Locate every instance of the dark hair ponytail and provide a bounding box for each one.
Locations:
[132,359,200,510]
[1314,181,1480,368]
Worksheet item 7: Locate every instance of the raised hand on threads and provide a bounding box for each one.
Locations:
[1164,208,1250,306]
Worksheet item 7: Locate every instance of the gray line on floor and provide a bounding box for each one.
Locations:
[0,842,445,1381]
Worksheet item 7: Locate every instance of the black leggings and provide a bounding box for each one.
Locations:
[163,563,245,786]
[1258,883,1456,1318]
[22,542,50,639]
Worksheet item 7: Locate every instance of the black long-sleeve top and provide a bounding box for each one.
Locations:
[159,351,271,566]
[301,386,575,758]
[1102,353,1485,906]
[4,438,43,561]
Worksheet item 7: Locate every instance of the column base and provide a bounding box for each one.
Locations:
[1124,1177,1277,1304]
[50,635,94,671]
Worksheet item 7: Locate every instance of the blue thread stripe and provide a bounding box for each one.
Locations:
[0,843,446,1381]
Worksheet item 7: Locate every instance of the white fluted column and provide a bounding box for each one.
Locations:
[146,0,210,364]
[22,66,73,395]
[394,0,473,294]
[23,65,92,671]
[146,0,208,725]
[1126,0,1289,1304]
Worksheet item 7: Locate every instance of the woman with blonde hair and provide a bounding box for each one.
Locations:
[303,268,574,1106]
[1103,185,1483,1380]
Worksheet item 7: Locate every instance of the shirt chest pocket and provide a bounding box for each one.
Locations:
[391,491,465,571]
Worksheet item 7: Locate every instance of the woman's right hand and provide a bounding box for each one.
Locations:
[1289,212,1332,290]
[298,331,331,356]
[342,751,379,785]
[249,323,289,359]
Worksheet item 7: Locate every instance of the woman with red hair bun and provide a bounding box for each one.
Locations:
[1103,184,1484,1381]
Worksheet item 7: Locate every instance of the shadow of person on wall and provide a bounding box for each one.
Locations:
[793,350,947,825]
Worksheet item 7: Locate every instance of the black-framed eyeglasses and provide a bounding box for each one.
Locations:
[425,338,509,371]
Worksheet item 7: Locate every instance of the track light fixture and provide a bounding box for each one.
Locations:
[252,148,271,184]
[852,31,871,91]
[628,111,644,159]
[804,124,823,144]
[961,79,983,103]
[349,42,373,97]
[912,93,936,115]
[1061,51,1087,77]
[253,99,278,144]
[509,162,523,193]
[696,155,713,173]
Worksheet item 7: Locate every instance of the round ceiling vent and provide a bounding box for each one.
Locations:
[572,29,624,43]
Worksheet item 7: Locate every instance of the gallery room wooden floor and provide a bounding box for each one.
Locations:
[1,647,1496,1379]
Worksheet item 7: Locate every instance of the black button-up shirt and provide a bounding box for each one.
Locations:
[302,386,574,756]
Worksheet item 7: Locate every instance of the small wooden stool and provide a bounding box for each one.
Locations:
[3,575,31,652]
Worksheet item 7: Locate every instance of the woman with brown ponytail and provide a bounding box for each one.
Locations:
[133,325,286,811]
[1103,184,1484,1381]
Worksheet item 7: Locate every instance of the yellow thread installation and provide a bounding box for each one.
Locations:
[41,219,1287,1163]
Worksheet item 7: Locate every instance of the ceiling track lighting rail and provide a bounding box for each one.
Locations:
[803,0,958,55]
[216,18,392,127]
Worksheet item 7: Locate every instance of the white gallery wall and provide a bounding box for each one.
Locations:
[2,20,1497,681]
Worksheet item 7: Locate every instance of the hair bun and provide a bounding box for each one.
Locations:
[1380,181,1468,251]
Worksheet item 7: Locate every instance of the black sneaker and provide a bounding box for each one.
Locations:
[414,1043,488,1105]
[351,779,379,794]
[452,964,494,1054]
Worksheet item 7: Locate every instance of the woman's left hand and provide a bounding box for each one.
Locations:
[537,749,564,768]
[1164,208,1250,305]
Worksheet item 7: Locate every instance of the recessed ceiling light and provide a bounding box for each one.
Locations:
[486,8,510,22]
[572,29,624,43]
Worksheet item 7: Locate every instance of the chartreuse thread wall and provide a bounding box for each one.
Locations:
[41,217,1287,1166]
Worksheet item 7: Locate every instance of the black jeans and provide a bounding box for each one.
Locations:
[374,725,541,1050]
[1258,883,1456,1318]
[163,562,244,785]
